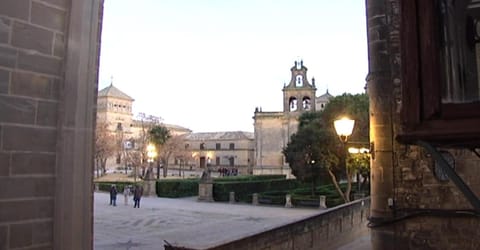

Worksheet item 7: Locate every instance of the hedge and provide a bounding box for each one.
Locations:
[95,181,139,193]
[156,179,199,198]
[213,179,300,202]
[255,183,361,208]
[213,174,286,182]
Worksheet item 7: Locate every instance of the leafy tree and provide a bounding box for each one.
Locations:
[348,152,370,191]
[94,122,116,177]
[284,93,369,203]
[321,93,369,142]
[283,117,338,196]
[149,125,171,178]
[322,93,369,202]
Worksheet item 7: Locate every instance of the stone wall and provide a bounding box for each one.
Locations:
[367,0,480,249]
[199,199,370,250]
[0,0,102,249]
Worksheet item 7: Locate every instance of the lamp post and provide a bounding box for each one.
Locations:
[334,117,355,194]
[146,143,157,180]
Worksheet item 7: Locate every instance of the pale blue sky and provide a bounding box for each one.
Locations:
[98,0,368,132]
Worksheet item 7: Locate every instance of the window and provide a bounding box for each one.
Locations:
[399,0,480,147]
[200,143,205,150]
[302,97,311,110]
[185,143,189,149]
[289,97,298,111]
[216,157,220,166]
[216,143,221,150]
[296,75,303,86]
[229,157,235,166]
[229,143,235,150]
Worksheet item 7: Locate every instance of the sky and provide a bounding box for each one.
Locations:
[98,0,368,133]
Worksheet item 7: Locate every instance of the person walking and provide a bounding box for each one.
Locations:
[109,184,118,206]
[123,185,130,205]
[133,185,143,208]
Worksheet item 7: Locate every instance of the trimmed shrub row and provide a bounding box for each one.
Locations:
[95,181,139,193]
[257,182,368,207]
[156,179,199,198]
[155,175,288,198]
[213,174,286,182]
[213,179,300,202]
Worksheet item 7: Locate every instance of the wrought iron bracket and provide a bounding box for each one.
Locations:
[417,141,480,213]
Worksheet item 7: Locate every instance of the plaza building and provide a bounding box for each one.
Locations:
[253,60,333,177]
[184,131,255,175]
[96,83,254,174]
[96,83,191,171]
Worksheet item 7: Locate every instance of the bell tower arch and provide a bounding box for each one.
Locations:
[283,60,317,114]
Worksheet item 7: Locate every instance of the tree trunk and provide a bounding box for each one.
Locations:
[326,168,348,203]
[101,158,107,176]
[311,178,317,196]
[345,168,352,202]
[163,163,168,177]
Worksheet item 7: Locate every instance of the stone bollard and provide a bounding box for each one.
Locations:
[285,194,293,208]
[229,191,235,203]
[252,193,259,205]
[144,180,157,197]
[198,181,214,202]
[319,195,327,209]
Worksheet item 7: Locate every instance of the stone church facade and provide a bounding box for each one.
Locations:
[253,61,332,177]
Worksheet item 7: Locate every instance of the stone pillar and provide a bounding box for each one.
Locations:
[143,180,157,197]
[319,195,327,209]
[198,181,214,202]
[366,0,396,222]
[285,194,293,208]
[366,0,399,249]
[252,193,259,205]
[54,1,103,248]
[229,192,235,203]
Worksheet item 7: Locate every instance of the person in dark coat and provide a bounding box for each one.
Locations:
[133,185,143,208]
[109,185,118,206]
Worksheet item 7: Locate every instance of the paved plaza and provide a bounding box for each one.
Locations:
[94,191,325,250]
[94,191,372,250]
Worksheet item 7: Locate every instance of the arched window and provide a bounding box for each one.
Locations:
[289,97,298,111]
[302,97,311,110]
[296,75,303,87]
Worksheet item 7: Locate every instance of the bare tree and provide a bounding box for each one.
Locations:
[172,135,192,177]
[136,113,161,178]
[158,135,187,177]
[94,122,116,177]
[123,147,142,182]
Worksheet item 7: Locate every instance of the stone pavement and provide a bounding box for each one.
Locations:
[94,192,372,250]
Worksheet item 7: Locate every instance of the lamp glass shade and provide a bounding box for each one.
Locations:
[334,117,355,137]
[147,144,156,152]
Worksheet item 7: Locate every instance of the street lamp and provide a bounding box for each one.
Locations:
[334,117,355,195]
[146,143,157,180]
[333,117,355,142]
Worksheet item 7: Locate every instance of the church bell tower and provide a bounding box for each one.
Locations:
[282,60,317,114]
